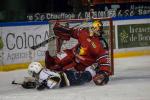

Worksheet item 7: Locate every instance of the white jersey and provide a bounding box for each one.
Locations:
[38,68,60,88]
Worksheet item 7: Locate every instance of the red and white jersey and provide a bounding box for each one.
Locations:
[52,23,111,74]
[71,29,110,73]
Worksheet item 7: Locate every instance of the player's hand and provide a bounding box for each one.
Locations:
[93,71,109,86]
[53,22,71,40]
[37,80,47,90]
[22,81,36,89]
[21,77,37,89]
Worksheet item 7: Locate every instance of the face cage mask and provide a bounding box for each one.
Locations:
[90,27,103,36]
[28,70,37,77]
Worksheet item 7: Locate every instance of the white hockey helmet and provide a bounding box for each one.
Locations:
[28,62,43,77]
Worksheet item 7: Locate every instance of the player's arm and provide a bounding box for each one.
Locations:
[53,22,79,40]
[37,70,61,90]
[37,77,61,90]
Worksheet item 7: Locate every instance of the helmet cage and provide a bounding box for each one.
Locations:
[90,20,103,36]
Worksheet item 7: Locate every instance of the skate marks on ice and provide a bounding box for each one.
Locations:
[111,55,150,84]
[110,74,150,85]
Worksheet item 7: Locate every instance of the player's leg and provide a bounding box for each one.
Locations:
[67,70,92,86]
[59,70,93,87]
[45,50,55,69]
[45,49,75,71]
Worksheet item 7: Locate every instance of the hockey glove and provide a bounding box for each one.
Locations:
[37,80,47,90]
[53,22,72,40]
[93,71,109,86]
[21,77,37,89]
[22,81,36,89]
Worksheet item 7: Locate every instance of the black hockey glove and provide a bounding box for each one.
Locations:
[37,80,47,91]
[93,71,109,86]
[22,81,36,89]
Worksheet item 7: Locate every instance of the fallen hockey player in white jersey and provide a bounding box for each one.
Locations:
[19,62,109,90]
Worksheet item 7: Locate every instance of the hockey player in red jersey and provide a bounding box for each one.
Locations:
[45,20,110,85]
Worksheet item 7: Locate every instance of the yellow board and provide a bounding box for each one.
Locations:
[114,50,150,58]
[0,61,45,71]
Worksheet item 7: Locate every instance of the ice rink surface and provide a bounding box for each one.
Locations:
[0,56,150,100]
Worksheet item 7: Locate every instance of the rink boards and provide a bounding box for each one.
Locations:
[0,17,150,71]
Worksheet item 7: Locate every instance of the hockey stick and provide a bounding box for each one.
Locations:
[11,80,22,85]
[30,36,56,50]
[30,20,89,50]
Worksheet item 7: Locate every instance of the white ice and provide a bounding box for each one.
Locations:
[0,56,150,100]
